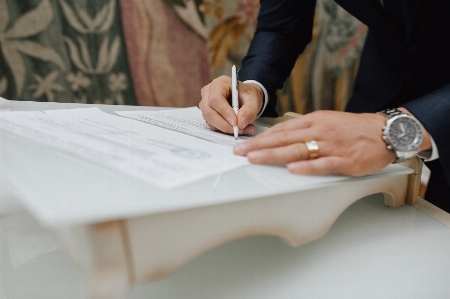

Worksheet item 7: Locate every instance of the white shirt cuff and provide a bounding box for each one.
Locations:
[242,80,268,118]
[418,135,439,161]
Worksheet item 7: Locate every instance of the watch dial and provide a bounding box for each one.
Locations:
[387,117,423,151]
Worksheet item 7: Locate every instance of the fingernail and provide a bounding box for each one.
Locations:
[244,126,256,135]
[240,117,249,128]
[287,163,297,171]
[227,117,236,126]
[234,143,246,155]
[247,151,262,161]
[287,162,302,172]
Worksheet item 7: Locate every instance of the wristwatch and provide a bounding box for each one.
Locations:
[378,108,424,163]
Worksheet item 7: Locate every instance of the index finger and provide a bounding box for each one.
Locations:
[202,76,239,129]
[262,116,312,136]
[234,128,315,156]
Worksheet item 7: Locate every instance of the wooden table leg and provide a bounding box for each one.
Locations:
[399,157,423,205]
[55,221,134,299]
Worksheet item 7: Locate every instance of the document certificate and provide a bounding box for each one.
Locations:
[115,107,268,147]
[0,108,250,189]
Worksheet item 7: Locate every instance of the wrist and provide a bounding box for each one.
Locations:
[373,113,397,161]
[244,83,264,108]
[242,80,268,118]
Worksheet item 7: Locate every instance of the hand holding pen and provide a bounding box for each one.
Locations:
[199,68,265,137]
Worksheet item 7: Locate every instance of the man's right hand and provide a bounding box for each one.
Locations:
[199,75,264,135]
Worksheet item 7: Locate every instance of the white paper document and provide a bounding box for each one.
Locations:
[0,108,250,189]
[115,107,269,147]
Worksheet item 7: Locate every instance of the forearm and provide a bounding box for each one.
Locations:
[402,83,450,181]
[238,0,317,117]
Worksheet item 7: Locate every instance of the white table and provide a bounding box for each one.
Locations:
[2,194,450,299]
[2,100,446,299]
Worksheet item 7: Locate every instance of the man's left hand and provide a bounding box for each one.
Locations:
[234,110,396,176]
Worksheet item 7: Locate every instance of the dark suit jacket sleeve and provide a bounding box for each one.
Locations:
[402,82,450,185]
[238,0,317,117]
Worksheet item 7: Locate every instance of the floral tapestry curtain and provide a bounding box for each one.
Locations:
[0,0,137,105]
[0,0,367,115]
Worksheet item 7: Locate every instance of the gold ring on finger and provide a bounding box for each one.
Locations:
[305,140,319,160]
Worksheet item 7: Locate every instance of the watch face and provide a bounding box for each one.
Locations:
[387,116,424,152]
